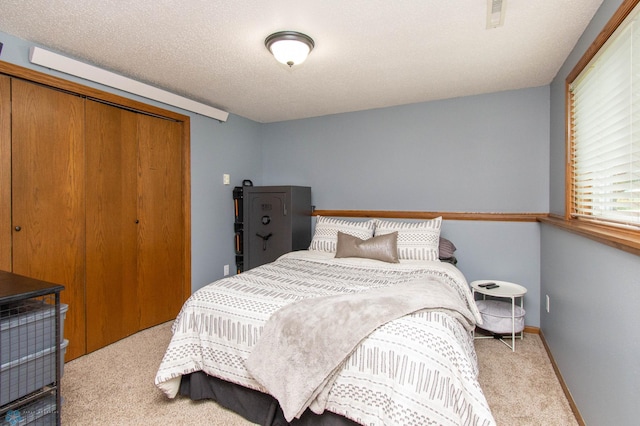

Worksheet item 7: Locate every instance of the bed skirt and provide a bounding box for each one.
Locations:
[179,372,359,426]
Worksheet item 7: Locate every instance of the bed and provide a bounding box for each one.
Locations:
[155,217,496,426]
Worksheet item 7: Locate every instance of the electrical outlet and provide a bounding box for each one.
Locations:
[546,294,550,313]
[224,264,229,276]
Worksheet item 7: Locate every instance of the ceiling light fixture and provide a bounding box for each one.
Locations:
[265,31,315,67]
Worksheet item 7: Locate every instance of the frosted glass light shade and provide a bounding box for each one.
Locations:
[270,39,310,66]
[265,31,315,67]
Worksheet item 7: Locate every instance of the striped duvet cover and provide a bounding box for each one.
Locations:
[155,250,495,426]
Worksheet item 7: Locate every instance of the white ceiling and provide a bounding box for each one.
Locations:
[0,0,603,123]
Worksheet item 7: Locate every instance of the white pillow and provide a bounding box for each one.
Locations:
[309,216,375,253]
[374,217,442,261]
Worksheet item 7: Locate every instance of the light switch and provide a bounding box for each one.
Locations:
[223,174,230,185]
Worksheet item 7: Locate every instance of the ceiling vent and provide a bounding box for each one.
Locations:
[487,0,507,29]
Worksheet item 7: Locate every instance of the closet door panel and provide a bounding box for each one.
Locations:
[85,100,139,352]
[11,79,86,360]
[0,75,10,271]
[137,115,184,328]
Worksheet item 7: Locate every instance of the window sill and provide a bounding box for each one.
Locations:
[539,215,640,257]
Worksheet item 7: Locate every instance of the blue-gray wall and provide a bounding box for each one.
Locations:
[0,31,263,293]
[546,0,639,424]
[260,87,550,327]
[261,88,549,212]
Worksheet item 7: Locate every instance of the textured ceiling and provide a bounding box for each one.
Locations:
[0,0,603,123]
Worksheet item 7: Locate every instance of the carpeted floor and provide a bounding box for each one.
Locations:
[60,322,577,425]
[474,334,577,425]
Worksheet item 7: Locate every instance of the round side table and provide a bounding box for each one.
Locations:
[471,280,527,351]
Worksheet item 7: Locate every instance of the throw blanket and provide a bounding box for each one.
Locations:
[246,277,476,422]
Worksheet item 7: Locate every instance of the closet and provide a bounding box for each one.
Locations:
[0,63,190,360]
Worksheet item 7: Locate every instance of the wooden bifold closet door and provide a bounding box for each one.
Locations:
[10,79,87,360]
[0,75,11,272]
[136,113,185,330]
[85,100,185,352]
[85,101,139,352]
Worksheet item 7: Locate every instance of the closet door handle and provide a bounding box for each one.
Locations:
[14,226,21,231]
[135,220,139,224]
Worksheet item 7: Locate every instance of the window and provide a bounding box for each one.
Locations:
[568,0,640,230]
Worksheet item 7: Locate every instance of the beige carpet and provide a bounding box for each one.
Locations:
[474,334,577,425]
[61,322,577,425]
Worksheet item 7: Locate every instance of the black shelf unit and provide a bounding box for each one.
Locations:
[233,184,246,274]
[0,270,64,425]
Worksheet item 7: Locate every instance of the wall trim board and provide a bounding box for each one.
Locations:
[539,331,585,426]
[524,326,539,334]
[540,215,640,257]
[28,47,228,122]
[312,210,548,222]
[0,60,189,122]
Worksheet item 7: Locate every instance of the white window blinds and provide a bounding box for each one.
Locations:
[570,5,640,228]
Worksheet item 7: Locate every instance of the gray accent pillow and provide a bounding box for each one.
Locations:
[439,237,457,259]
[335,231,399,263]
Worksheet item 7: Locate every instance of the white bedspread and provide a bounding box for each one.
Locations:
[155,250,495,426]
